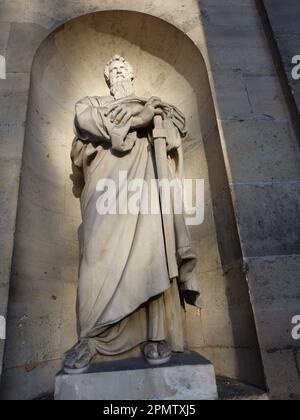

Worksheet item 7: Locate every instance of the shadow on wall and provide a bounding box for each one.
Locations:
[1,10,265,400]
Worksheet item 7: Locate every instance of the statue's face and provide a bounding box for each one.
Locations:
[108,60,132,87]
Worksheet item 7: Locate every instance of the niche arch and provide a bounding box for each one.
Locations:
[5,10,265,399]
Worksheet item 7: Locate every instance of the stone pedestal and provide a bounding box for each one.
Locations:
[54,352,218,400]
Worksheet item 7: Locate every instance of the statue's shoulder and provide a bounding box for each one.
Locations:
[76,95,114,107]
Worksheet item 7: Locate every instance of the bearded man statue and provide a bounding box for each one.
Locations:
[64,55,201,374]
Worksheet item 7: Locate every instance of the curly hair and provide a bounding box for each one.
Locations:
[104,55,135,87]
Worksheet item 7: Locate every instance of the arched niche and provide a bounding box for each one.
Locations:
[3,11,265,399]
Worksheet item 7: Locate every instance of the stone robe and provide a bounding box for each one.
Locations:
[71,95,201,355]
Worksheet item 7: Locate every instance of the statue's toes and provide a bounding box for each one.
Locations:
[157,342,172,358]
[143,341,172,365]
[64,352,78,368]
[144,342,159,360]
[74,350,92,369]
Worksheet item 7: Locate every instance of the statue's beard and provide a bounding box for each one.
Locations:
[110,80,135,99]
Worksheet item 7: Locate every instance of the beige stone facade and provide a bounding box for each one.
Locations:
[0,0,299,400]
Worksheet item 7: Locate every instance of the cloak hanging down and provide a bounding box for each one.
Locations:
[71,95,201,354]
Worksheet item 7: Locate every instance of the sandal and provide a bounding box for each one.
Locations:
[143,341,172,365]
[63,341,96,375]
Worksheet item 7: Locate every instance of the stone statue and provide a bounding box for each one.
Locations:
[64,55,201,374]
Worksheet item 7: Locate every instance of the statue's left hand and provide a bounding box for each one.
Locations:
[105,104,133,126]
[136,97,164,127]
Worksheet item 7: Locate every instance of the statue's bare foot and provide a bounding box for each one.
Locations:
[142,341,172,365]
[63,341,97,375]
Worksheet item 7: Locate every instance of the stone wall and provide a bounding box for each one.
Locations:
[261,0,300,133]
[198,0,300,400]
[0,0,299,400]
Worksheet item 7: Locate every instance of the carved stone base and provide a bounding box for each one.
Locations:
[54,352,218,400]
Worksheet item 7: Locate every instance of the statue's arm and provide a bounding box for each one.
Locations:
[74,97,113,143]
[104,97,164,131]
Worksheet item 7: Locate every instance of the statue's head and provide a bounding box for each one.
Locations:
[104,55,135,99]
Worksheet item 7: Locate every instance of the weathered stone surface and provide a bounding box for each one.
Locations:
[192,234,220,274]
[0,156,22,364]
[219,120,300,183]
[261,0,300,145]
[209,70,252,121]
[212,189,243,266]
[0,22,10,55]
[217,376,268,401]
[206,45,275,75]
[202,126,230,198]
[19,165,66,216]
[12,232,79,276]
[6,22,47,73]
[261,349,300,400]
[0,189,19,232]
[0,0,202,32]
[55,353,218,400]
[244,75,290,122]
[291,83,300,115]
[0,1,26,23]
[232,182,300,258]
[200,3,262,29]
[0,123,25,161]
[245,255,300,399]
[0,232,14,281]
[0,340,5,377]
[199,0,255,8]
[0,72,30,93]
[0,160,20,197]
[0,358,62,401]
[199,346,265,388]
[272,34,300,69]
[263,0,300,35]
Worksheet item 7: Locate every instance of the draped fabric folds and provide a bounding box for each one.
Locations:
[71,95,201,355]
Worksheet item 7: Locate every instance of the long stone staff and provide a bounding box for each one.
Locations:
[153,115,179,279]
